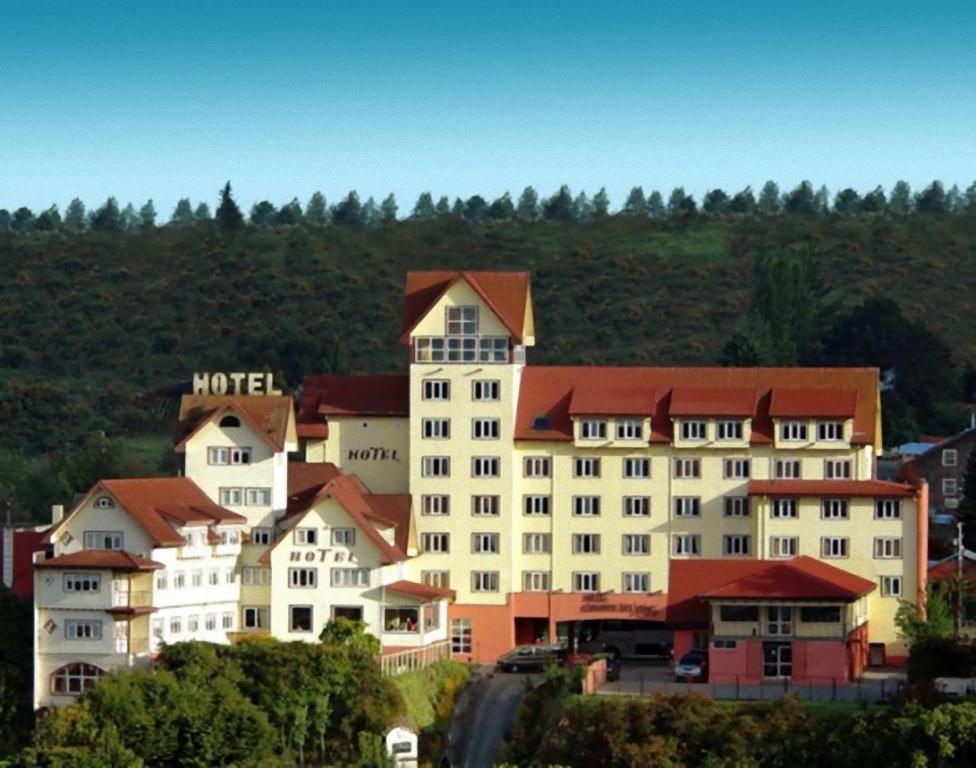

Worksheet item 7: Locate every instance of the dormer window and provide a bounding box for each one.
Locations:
[94,495,115,510]
[780,421,808,441]
[616,420,643,440]
[580,420,607,440]
[716,421,744,441]
[219,415,241,429]
[446,306,478,335]
[817,421,844,441]
[532,414,550,431]
[680,420,707,440]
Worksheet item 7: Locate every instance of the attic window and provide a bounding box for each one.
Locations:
[219,415,241,428]
[94,496,115,509]
[532,414,550,431]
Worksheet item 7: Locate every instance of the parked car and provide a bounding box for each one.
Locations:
[497,644,565,672]
[674,651,708,682]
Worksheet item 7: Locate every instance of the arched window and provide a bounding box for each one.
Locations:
[94,495,115,509]
[219,415,241,428]
[50,662,104,695]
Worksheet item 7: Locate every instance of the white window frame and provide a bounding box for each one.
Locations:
[422,418,451,439]
[472,495,500,516]
[471,456,500,477]
[623,496,651,517]
[623,457,650,478]
[817,421,845,441]
[771,498,798,518]
[446,304,478,335]
[673,534,701,556]
[723,458,750,479]
[674,497,700,517]
[331,528,356,546]
[522,533,551,554]
[616,419,643,440]
[716,420,744,441]
[64,573,101,592]
[572,572,600,593]
[580,419,608,440]
[821,499,849,520]
[572,495,601,517]
[824,460,852,480]
[471,571,499,592]
[471,532,500,554]
[422,379,450,401]
[523,495,551,516]
[880,575,903,597]
[622,534,650,555]
[251,527,272,546]
[875,499,901,520]
[674,458,701,478]
[780,421,808,441]
[451,618,472,653]
[573,457,601,478]
[242,567,270,586]
[83,530,124,550]
[472,418,501,440]
[422,456,450,477]
[288,567,317,588]
[523,456,551,478]
[572,533,601,554]
[722,534,751,556]
[294,527,318,545]
[65,619,102,640]
[769,536,798,558]
[821,536,849,558]
[622,572,651,593]
[942,449,958,467]
[472,379,500,401]
[873,537,903,559]
[289,605,313,633]
[681,420,707,440]
[523,571,550,591]
[421,495,450,516]
[724,496,750,517]
[421,532,450,553]
[330,567,370,587]
[943,478,958,496]
[775,460,802,479]
[422,570,450,589]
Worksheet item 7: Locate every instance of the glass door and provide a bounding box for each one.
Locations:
[762,642,793,679]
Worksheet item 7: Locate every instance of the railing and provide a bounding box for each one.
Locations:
[379,641,451,676]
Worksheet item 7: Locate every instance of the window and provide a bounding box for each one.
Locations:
[719,605,759,622]
[943,478,958,496]
[780,421,808,441]
[50,662,104,696]
[83,531,123,550]
[331,568,370,587]
[331,528,356,546]
[573,457,601,478]
[775,460,801,479]
[674,458,701,478]
[681,420,707,440]
[294,527,318,545]
[191,570,203,587]
[205,614,216,631]
[523,571,550,591]
[472,379,500,401]
[155,572,168,590]
[717,421,744,440]
[471,533,500,554]
[713,639,738,650]
[187,615,200,632]
[874,537,903,559]
[422,456,450,477]
[289,568,317,588]
[723,459,750,479]
[622,534,650,555]
[208,447,228,465]
[422,570,450,589]
[422,379,450,401]
[943,449,958,467]
[472,457,500,477]
[801,606,841,623]
[422,495,450,516]
[523,533,551,554]
[471,571,499,592]
[572,496,601,517]
[766,606,793,636]
[471,495,500,516]
[451,618,472,653]
[623,496,651,517]
[290,605,313,632]
[225,567,236,584]
[623,457,650,478]
[875,500,901,519]
[821,499,849,520]
[169,617,183,635]
[183,530,205,548]
[446,305,478,335]
[617,419,643,440]
[251,527,272,545]
[723,535,750,556]
[523,456,551,478]
[821,537,849,558]
[173,571,185,588]
[770,536,798,558]
[243,606,269,629]
[817,421,845,441]
[724,497,750,517]
[416,335,506,363]
[94,495,115,509]
[673,534,701,556]
[218,529,240,546]
[580,420,608,440]
[674,497,700,517]
[423,603,440,631]
[572,533,601,554]
[64,573,100,593]
[622,572,650,593]
[65,619,102,640]
[523,495,551,516]
[881,575,903,597]
[208,569,219,586]
[243,487,270,506]
[573,572,600,592]
[771,498,798,518]
[242,567,270,585]
[422,418,450,439]
[421,533,450,553]
[825,460,852,479]
[472,418,500,439]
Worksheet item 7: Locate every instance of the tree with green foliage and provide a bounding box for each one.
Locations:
[119,202,140,232]
[542,185,574,221]
[897,583,955,642]
[915,180,948,214]
[276,198,303,226]
[353,732,395,768]
[170,198,195,226]
[306,192,329,225]
[889,180,913,214]
[380,193,398,225]
[592,187,610,217]
[34,205,61,231]
[572,191,593,222]
[702,188,729,215]
[216,181,245,232]
[813,185,830,215]
[757,180,781,214]
[434,195,450,215]
[646,190,665,219]
[138,199,156,229]
[250,200,277,227]
[0,586,32,757]
[62,198,86,232]
[411,192,435,219]
[965,180,976,214]
[516,186,539,220]
[361,196,381,228]
[783,180,816,214]
[946,183,964,215]
[194,202,212,221]
[667,187,697,218]
[10,207,35,233]
[487,193,514,220]
[463,195,488,222]
[0,210,11,232]
[333,191,363,226]
[833,188,862,215]
[861,185,887,213]
[728,186,756,214]
[88,197,122,232]
[621,186,647,216]
[450,197,464,217]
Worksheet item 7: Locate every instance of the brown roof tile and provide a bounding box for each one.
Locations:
[176,395,293,452]
[299,374,409,419]
[35,549,164,571]
[748,479,915,498]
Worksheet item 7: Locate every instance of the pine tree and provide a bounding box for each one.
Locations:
[965,181,976,214]
[361,196,381,227]
[783,181,815,214]
[194,202,212,221]
[592,187,610,217]
[813,185,830,215]
[621,186,647,216]
[332,191,363,226]
[0,209,10,232]
[702,188,729,216]
[434,196,450,215]
[10,207,33,233]
[915,181,948,214]
[412,192,435,219]
[63,198,87,232]
[861,186,887,213]
[34,205,62,231]
[946,184,963,215]
[88,197,121,232]
[306,192,328,225]
[728,187,756,214]
[380,193,398,224]
[463,195,488,222]
[216,181,245,231]
[516,186,539,221]
[833,188,862,215]
[487,193,515,220]
[889,180,913,214]
[276,198,303,226]
[139,200,157,229]
[119,202,140,232]
[171,198,195,226]
[250,201,277,227]
[572,191,593,222]
[667,187,697,218]
[757,181,781,214]
[450,197,465,217]
[646,190,665,219]
[542,185,573,221]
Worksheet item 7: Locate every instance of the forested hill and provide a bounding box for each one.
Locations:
[1,212,975,461]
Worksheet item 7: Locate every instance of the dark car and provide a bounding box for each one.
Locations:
[674,651,708,682]
[496,644,565,672]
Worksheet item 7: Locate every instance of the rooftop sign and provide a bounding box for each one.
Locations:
[193,372,282,396]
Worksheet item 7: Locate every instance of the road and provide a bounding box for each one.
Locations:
[447,669,537,768]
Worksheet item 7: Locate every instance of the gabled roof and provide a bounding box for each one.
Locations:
[35,549,164,572]
[176,395,294,452]
[384,580,454,601]
[515,366,879,445]
[362,494,412,555]
[298,375,409,429]
[748,479,915,498]
[667,556,875,624]
[47,477,245,548]
[768,388,858,419]
[669,387,759,417]
[285,462,343,514]
[568,385,657,417]
[400,271,531,344]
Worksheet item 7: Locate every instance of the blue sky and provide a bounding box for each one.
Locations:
[1,0,974,214]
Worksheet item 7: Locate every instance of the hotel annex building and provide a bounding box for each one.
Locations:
[33,270,927,707]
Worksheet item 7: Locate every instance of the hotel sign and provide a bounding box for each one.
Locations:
[193,372,282,396]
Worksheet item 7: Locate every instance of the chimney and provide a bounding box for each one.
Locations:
[51,504,64,526]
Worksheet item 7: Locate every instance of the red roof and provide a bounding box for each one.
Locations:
[748,479,915,498]
[769,388,858,419]
[384,580,455,601]
[35,549,163,571]
[0,528,49,598]
[286,462,343,509]
[400,271,531,344]
[516,367,879,445]
[568,385,657,416]
[176,395,293,452]
[299,374,409,421]
[668,557,875,625]
[929,557,976,583]
[669,387,758,417]
[363,494,412,555]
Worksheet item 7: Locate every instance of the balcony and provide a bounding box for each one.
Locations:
[109,588,153,615]
[414,336,509,364]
